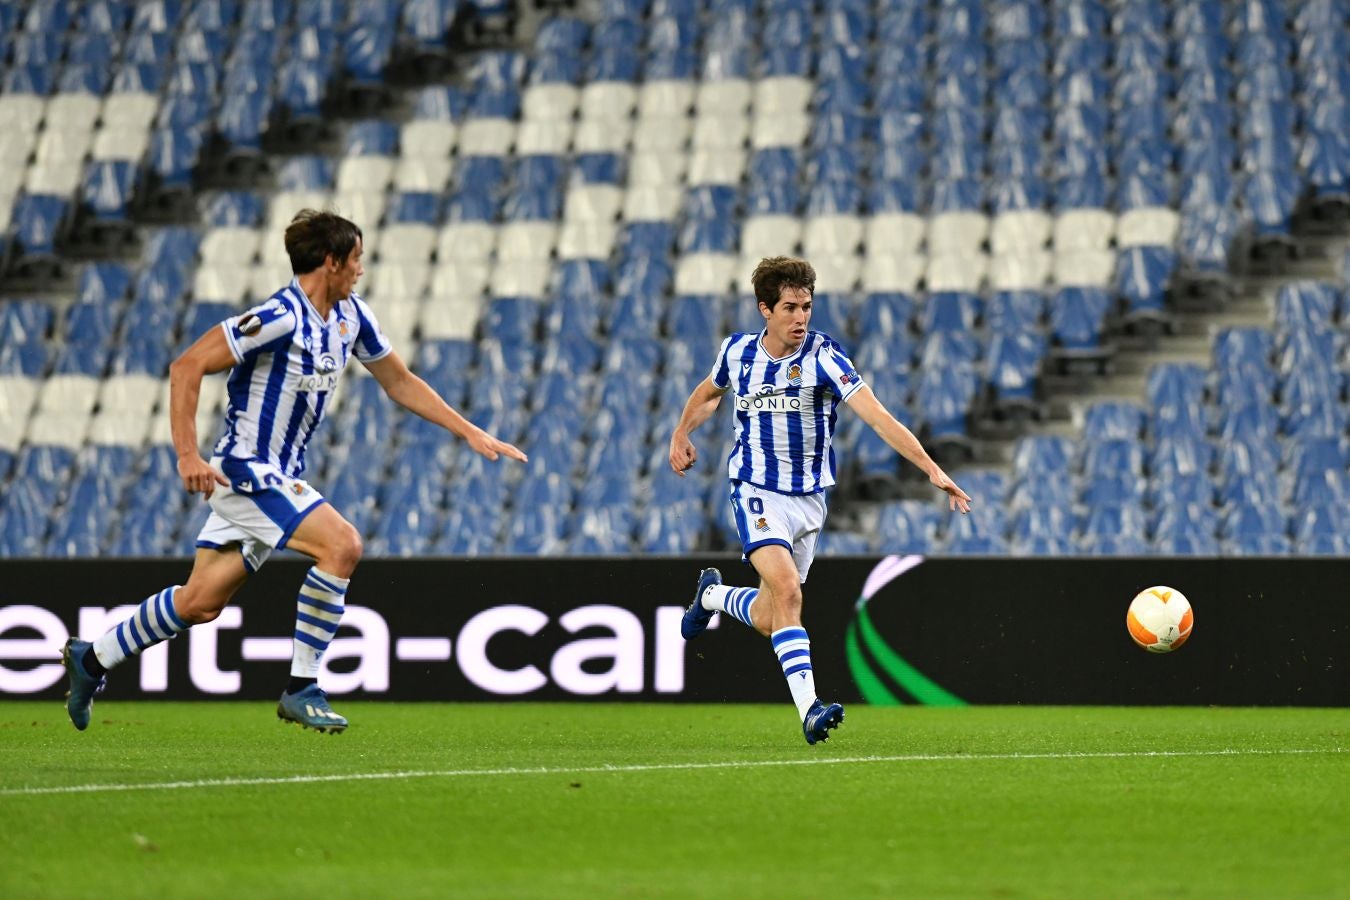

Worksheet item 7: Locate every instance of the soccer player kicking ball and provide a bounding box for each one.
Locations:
[61,210,526,733]
[669,257,971,745]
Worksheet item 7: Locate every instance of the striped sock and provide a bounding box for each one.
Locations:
[92,586,188,671]
[290,567,348,678]
[701,584,759,629]
[771,626,817,721]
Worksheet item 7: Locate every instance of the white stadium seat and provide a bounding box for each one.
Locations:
[990,210,1052,254]
[810,254,862,293]
[98,374,165,417]
[627,150,686,185]
[865,212,926,255]
[455,118,515,156]
[101,92,159,130]
[0,376,40,436]
[861,253,925,293]
[400,120,456,158]
[1053,208,1116,252]
[749,113,811,149]
[0,94,46,134]
[199,227,261,267]
[989,250,1053,291]
[25,156,84,195]
[429,260,491,298]
[268,190,331,232]
[804,215,865,257]
[0,129,36,165]
[26,413,90,450]
[578,82,637,121]
[564,185,623,224]
[87,412,150,447]
[44,93,102,137]
[37,374,100,418]
[742,215,803,258]
[496,221,558,262]
[572,118,632,154]
[926,252,988,292]
[90,126,151,162]
[696,79,752,115]
[928,211,990,256]
[375,298,420,349]
[557,221,617,259]
[637,80,697,118]
[685,148,746,185]
[514,119,573,156]
[327,190,385,231]
[522,83,579,121]
[622,185,683,222]
[675,253,738,295]
[754,77,813,114]
[393,156,453,191]
[692,114,750,150]
[335,156,394,193]
[632,116,691,152]
[1115,207,1180,248]
[490,260,551,298]
[437,223,497,262]
[365,263,431,299]
[193,264,245,302]
[249,262,296,300]
[420,294,486,340]
[377,223,437,264]
[1053,249,1116,287]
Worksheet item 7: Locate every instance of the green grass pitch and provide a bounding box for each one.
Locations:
[1,702,1346,899]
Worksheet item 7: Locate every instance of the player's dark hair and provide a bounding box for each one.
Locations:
[284,209,363,274]
[751,256,816,311]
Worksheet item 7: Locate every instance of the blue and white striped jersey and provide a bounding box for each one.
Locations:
[709,330,865,494]
[214,278,391,478]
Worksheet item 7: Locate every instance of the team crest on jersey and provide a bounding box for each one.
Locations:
[338,319,349,338]
[317,354,338,374]
[290,483,307,496]
[787,364,803,386]
[753,517,770,532]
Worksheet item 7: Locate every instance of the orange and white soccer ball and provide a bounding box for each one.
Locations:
[1126,586,1194,653]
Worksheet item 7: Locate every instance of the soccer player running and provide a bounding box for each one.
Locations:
[61,210,526,733]
[669,257,971,744]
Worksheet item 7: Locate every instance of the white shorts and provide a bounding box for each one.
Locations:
[729,480,828,583]
[195,457,327,573]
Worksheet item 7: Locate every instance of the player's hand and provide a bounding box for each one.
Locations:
[467,427,528,463]
[669,432,697,477]
[178,454,228,498]
[930,466,972,514]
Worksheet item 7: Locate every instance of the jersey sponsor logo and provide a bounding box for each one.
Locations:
[237,313,262,336]
[297,372,339,393]
[736,392,803,413]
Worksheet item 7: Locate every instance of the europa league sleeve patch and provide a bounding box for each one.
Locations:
[237,313,262,336]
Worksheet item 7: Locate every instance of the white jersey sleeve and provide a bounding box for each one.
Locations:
[221,298,297,365]
[349,293,393,363]
[707,336,734,390]
[817,339,866,401]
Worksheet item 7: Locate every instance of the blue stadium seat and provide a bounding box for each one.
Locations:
[78,262,134,305]
[413,85,467,120]
[1049,288,1111,352]
[13,195,69,260]
[344,119,399,156]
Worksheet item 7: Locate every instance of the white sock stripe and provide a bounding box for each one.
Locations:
[298,584,343,603]
[295,620,337,642]
[774,640,810,658]
[296,598,344,622]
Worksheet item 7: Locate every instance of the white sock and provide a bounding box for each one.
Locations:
[771,626,817,721]
[290,567,348,678]
[701,584,758,629]
[92,586,188,670]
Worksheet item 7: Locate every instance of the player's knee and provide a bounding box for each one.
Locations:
[326,522,363,576]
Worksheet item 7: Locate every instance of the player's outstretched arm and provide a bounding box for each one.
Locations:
[169,326,235,497]
[847,385,972,513]
[365,352,527,463]
[669,377,728,477]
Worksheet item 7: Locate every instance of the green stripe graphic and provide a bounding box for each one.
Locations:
[850,603,967,707]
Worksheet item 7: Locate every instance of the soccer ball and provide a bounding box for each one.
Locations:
[1126,586,1194,653]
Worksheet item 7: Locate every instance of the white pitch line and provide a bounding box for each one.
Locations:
[1,747,1344,798]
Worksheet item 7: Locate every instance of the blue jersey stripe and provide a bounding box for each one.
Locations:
[731,335,758,482]
[760,358,780,489]
[253,294,297,459]
[276,305,314,472]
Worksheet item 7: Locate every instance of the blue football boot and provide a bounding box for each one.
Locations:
[681,567,722,640]
[803,700,845,745]
[61,638,106,731]
[277,684,348,733]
